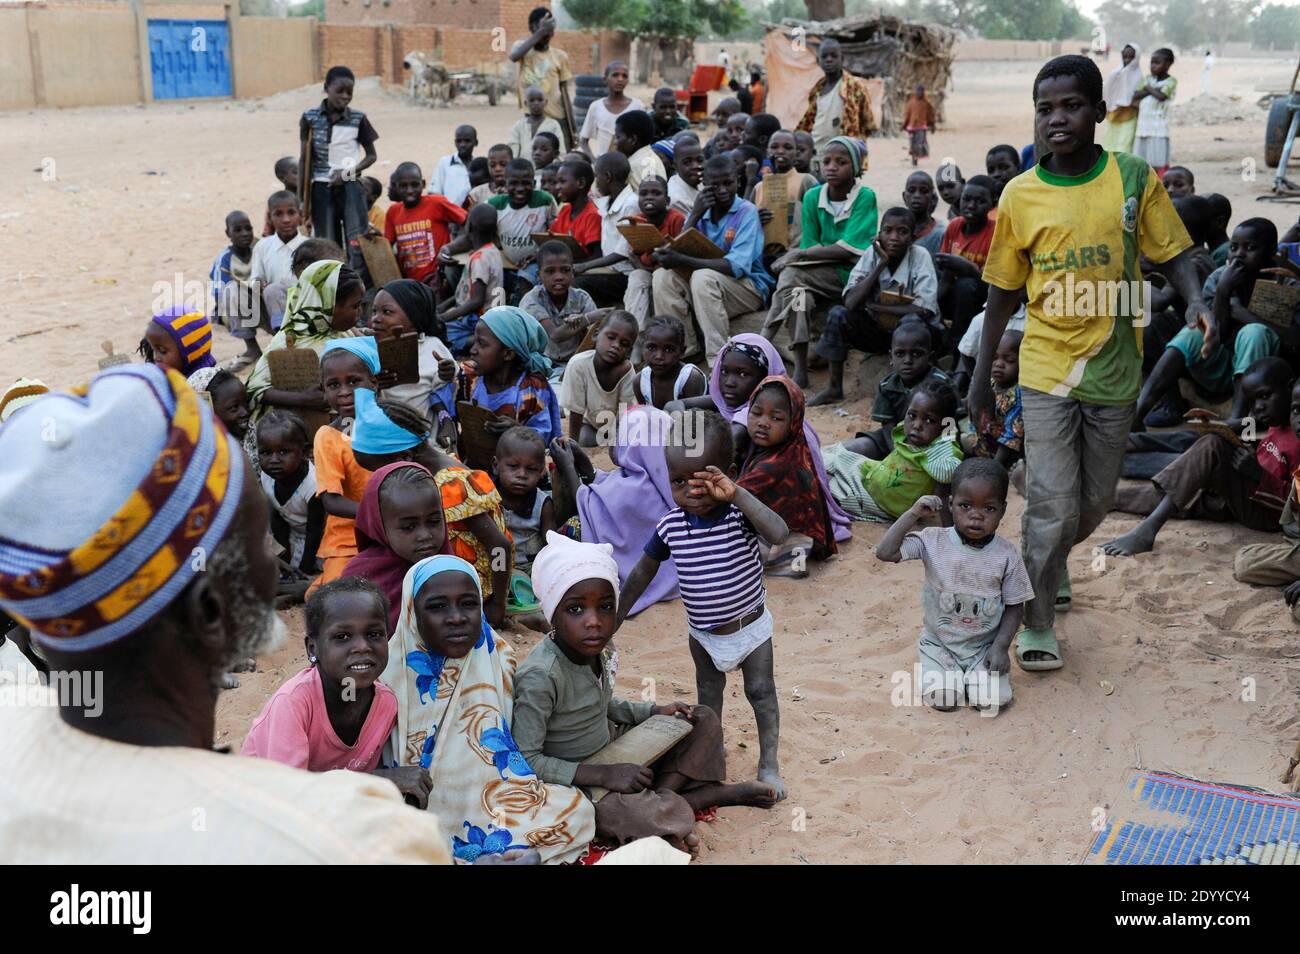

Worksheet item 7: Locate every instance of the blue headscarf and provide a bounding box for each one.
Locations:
[409,554,481,601]
[406,554,494,649]
[352,387,427,455]
[322,336,381,375]
[481,306,552,375]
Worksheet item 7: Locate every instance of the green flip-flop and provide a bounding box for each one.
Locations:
[1016,626,1064,671]
[506,570,541,615]
[1056,571,1072,613]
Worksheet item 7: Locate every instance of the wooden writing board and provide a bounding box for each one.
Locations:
[98,340,131,371]
[1184,410,1244,447]
[616,221,666,256]
[667,228,725,281]
[267,337,332,440]
[378,332,421,386]
[359,234,402,288]
[872,289,915,332]
[1248,280,1300,330]
[759,171,791,248]
[455,400,502,471]
[583,714,694,802]
[530,231,587,258]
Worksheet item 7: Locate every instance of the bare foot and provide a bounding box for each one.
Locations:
[510,610,550,633]
[664,830,701,860]
[725,780,780,809]
[1099,525,1156,556]
[807,387,844,407]
[1010,461,1026,497]
[758,766,787,801]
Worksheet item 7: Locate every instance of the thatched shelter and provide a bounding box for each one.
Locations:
[763,15,955,135]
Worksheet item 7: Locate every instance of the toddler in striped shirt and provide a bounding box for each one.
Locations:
[619,409,790,800]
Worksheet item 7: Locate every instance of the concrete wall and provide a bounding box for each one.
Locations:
[232,15,318,99]
[953,39,1064,60]
[0,10,37,111]
[26,7,142,108]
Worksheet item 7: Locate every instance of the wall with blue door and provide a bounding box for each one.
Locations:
[148,19,232,99]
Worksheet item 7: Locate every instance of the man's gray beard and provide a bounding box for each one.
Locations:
[207,540,288,685]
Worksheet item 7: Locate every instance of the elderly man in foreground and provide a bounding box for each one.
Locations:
[0,364,450,864]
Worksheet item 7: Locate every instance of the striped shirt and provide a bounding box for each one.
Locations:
[646,505,765,631]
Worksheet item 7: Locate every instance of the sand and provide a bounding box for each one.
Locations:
[5,55,1300,864]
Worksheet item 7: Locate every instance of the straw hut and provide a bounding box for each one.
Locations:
[763,15,955,135]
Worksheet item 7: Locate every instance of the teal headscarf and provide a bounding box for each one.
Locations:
[409,554,482,602]
[352,387,427,455]
[405,554,494,649]
[322,337,381,374]
[481,306,552,375]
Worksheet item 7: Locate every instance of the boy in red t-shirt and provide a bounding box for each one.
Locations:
[935,173,997,355]
[383,161,468,286]
[623,174,686,340]
[1103,359,1300,556]
[550,157,602,262]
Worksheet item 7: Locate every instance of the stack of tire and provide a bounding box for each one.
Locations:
[573,74,607,134]
[1265,93,1299,169]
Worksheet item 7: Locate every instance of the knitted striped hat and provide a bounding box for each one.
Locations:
[0,378,49,424]
[0,364,245,651]
[152,306,215,375]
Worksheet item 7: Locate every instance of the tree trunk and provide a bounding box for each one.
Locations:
[804,0,845,21]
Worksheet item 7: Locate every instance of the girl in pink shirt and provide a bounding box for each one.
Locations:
[242,578,432,806]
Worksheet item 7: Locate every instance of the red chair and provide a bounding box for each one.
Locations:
[685,65,728,121]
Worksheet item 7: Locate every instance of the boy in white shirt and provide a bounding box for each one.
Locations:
[573,152,638,307]
[429,125,476,206]
[248,191,307,344]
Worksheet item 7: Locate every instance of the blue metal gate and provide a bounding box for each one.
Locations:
[147,20,232,99]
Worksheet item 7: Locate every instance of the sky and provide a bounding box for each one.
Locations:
[1074,0,1300,15]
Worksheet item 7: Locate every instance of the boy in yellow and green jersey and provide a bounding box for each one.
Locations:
[969,54,1212,672]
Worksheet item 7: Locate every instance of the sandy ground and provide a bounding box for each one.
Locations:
[5,55,1300,864]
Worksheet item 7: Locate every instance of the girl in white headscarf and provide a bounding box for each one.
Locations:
[1101,43,1143,154]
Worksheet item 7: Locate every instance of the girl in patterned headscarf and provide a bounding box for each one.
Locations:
[739,375,837,572]
[459,305,562,449]
[245,260,367,418]
[381,554,596,863]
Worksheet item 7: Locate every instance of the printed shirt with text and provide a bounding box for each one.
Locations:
[981,149,1191,405]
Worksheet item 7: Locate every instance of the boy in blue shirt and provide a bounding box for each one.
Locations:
[651,155,773,363]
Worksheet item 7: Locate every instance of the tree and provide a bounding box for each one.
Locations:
[979,0,1091,40]
[288,0,324,19]
[1162,0,1206,49]
[1095,0,1156,48]
[804,0,845,20]
[561,0,642,32]
[1251,3,1300,51]
[562,0,746,39]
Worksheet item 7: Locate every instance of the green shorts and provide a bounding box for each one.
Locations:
[1167,323,1280,397]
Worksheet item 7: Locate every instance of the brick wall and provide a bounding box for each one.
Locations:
[318,0,627,85]
[319,23,383,76]
[327,0,505,29]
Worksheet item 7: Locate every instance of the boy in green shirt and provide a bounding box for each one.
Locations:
[969,55,1210,672]
[762,135,877,387]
